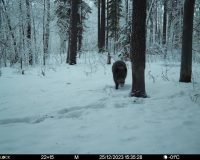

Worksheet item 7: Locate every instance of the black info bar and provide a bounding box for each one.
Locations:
[0,154,199,160]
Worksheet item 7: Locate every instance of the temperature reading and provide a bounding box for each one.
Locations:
[163,155,180,160]
[169,155,180,159]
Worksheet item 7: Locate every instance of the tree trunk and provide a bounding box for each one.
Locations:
[46,0,50,55]
[66,0,72,64]
[155,0,158,43]
[78,1,83,53]
[106,0,109,51]
[179,0,195,83]
[19,0,24,73]
[66,33,70,64]
[131,0,147,98]
[125,0,129,26]
[0,6,4,66]
[69,0,78,65]
[43,0,46,66]
[43,0,50,66]
[98,0,101,51]
[32,15,38,64]
[99,0,105,52]
[162,0,167,45]
[26,0,32,65]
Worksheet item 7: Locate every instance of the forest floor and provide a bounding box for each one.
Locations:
[0,52,200,154]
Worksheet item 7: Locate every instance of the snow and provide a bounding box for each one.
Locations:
[0,0,200,155]
[0,53,200,154]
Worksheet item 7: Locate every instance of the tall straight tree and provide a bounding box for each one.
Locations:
[105,0,109,51]
[98,0,101,50]
[100,0,105,52]
[19,0,24,73]
[97,0,105,52]
[179,0,195,82]
[107,0,122,53]
[26,0,32,65]
[69,0,78,65]
[131,0,147,98]
[43,0,50,66]
[77,0,92,53]
[162,0,167,45]
[125,0,129,26]
[77,0,82,52]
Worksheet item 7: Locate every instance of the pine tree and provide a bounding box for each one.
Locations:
[55,0,71,56]
[107,0,123,53]
[118,0,132,60]
[162,0,167,45]
[131,0,147,98]
[26,0,32,65]
[55,0,91,62]
[100,0,105,52]
[43,0,50,66]
[69,0,78,65]
[179,0,195,82]
[98,0,101,50]
[77,0,92,53]
[97,0,106,53]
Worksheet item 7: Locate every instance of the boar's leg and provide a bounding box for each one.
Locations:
[115,83,119,89]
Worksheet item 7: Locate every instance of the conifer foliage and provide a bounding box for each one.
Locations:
[106,0,123,53]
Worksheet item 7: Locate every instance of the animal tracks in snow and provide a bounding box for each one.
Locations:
[0,85,136,126]
[0,102,107,126]
[0,115,50,125]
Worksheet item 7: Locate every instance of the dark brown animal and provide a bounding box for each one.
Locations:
[112,60,127,89]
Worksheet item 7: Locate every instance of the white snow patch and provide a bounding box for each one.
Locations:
[0,52,200,154]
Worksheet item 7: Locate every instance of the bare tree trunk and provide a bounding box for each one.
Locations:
[66,0,72,64]
[98,0,101,51]
[146,0,156,25]
[131,0,147,98]
[78,1,83,53]
[162,0,167,45]
[155,0,158,43]
[125,0,129,26]
[106,0,110,64]
[19,0,24,74]
[43,0,50,66]
[69,0,78,65]
[26,0,32,65]
[179,0,195,83]
[0,7,4,67]
[100,0,105,52]
[66,33,70,64]
[32,15,38,64]
[43,0,46,66]
[106,0,109,51]
[46,0,50,54]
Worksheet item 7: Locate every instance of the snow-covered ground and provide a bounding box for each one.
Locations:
[0,0,200,154]
[0,53,200,154]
